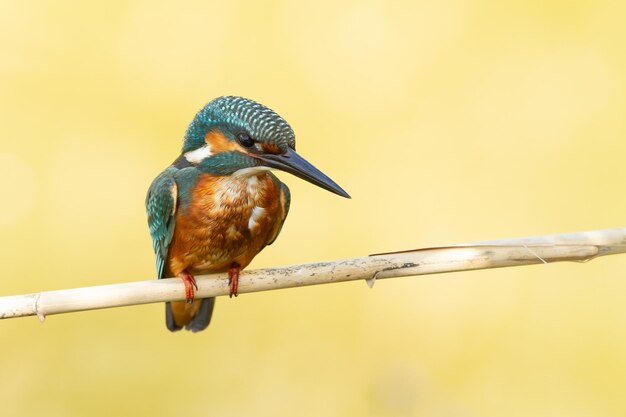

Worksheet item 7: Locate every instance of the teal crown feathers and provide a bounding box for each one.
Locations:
[183,96,296,152]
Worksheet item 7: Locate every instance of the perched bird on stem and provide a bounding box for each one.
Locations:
[146,96,350,332]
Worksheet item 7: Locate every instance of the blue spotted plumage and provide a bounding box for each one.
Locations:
[146,96,349,332]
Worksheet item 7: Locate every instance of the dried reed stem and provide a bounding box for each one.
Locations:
[1,228,625,322]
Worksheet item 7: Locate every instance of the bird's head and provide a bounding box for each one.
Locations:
[181,96,349,198]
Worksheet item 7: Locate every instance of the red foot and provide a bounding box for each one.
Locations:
[178,270,198,303]
[228,262,241,298]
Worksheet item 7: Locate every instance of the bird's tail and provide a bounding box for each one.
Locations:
[166,298,216,332]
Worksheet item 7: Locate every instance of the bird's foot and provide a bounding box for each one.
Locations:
[178,270,198,303]
[228,262,241,298]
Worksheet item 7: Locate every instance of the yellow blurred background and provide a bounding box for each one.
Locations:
[2,1,626,416]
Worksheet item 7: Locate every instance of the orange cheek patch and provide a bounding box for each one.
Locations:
[261,143,282,154]
[204,130,242,153]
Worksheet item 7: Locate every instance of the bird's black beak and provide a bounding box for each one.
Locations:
[258,148,350,198]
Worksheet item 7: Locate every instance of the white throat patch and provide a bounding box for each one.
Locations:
[184,144,213,164]
[232,166,272,177]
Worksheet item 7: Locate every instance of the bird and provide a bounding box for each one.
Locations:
[146,96,350,332]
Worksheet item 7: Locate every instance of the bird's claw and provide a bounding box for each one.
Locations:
[228,262,241,298]
[179,271,198,304]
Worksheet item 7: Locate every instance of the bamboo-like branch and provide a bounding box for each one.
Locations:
[1,228,625,322]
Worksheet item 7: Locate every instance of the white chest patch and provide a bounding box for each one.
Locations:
[226,224,239,239]
[248,206,266,231]
[246,176,259,194]
[212,173,269,216]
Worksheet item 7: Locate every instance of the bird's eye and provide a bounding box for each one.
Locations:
[237,133,255,148]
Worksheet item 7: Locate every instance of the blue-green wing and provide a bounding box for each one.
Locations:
[146,169,178,279]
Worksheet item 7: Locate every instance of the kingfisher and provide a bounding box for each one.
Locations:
[146,96,350,332]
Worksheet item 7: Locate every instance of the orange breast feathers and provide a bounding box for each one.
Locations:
[167,172,284,276]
